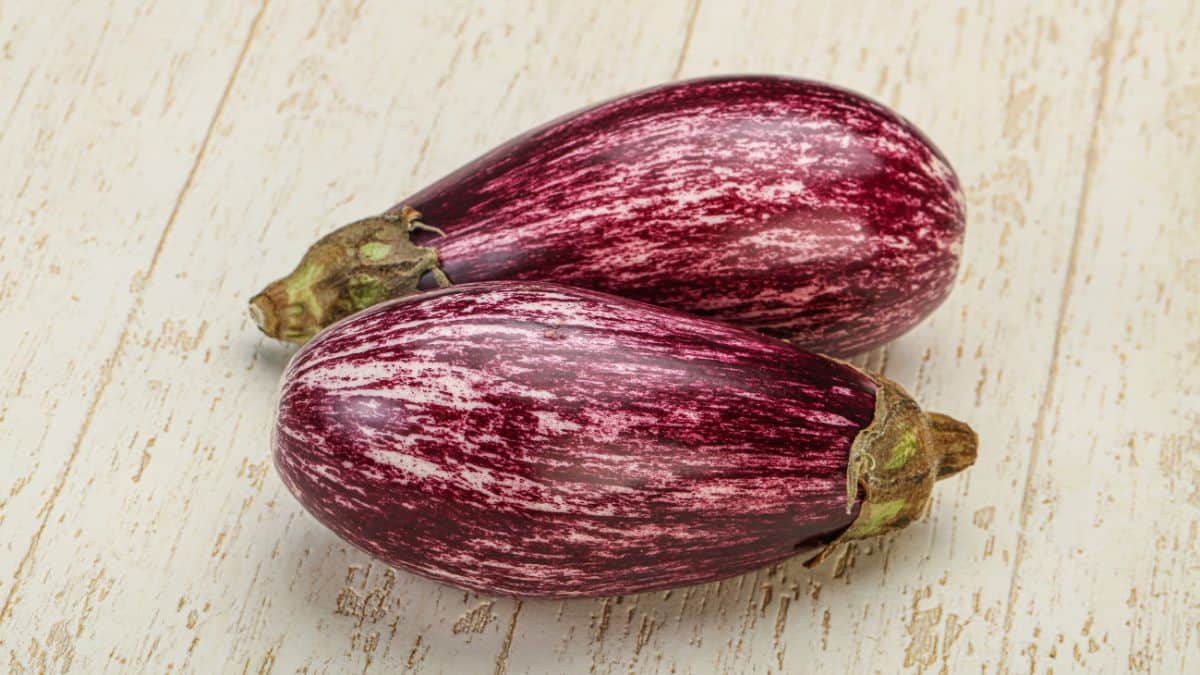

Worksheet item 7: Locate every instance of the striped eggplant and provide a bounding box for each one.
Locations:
[273,282,976,597]
[249,75,965,355]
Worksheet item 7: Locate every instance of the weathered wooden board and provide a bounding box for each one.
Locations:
[0,1,1195,673]
[0,1,269,666]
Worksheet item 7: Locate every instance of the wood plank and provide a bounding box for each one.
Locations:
[4,0,1196,672]
[0,0,265,647]
[999,1,1200,671]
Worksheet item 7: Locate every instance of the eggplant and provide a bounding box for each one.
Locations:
[250,76,965,355]
[273,282,976,597]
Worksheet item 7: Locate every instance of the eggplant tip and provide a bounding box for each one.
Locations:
[926,412,978,479]
[249,293,276,337]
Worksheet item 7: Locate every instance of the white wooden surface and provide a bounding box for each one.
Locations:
[1,1,1197,673]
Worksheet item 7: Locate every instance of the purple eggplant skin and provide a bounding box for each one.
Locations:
[250,75,965,355]
[273,282,977,598]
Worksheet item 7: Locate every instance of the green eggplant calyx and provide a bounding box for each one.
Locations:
[248,206,452,344]
[805,374,978,567]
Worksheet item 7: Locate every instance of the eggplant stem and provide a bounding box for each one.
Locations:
[807,373,978,568]
[248,205,452,344]
[926,412,979,479]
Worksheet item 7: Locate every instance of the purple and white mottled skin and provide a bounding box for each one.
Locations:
[274,282,882,597]
[390,75,966,355]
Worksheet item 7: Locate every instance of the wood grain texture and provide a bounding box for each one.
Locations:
[0,1,1195,673]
